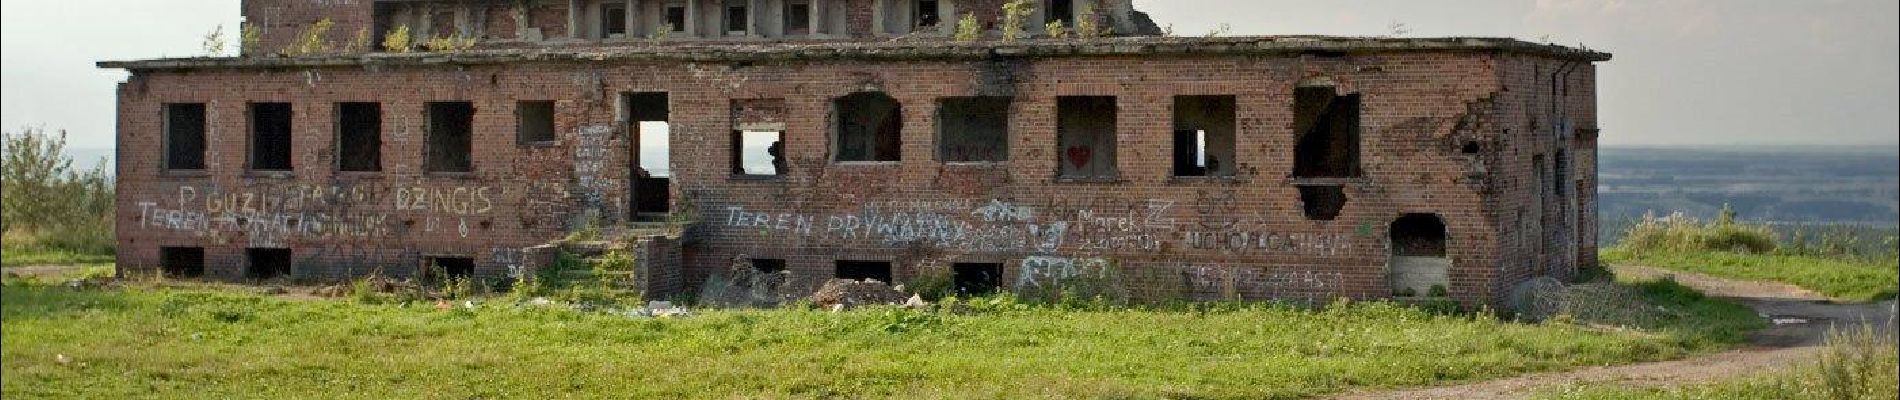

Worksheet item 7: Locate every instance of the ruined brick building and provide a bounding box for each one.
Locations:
[102,0,1608,306]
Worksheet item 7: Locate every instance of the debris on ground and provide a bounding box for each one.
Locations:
[698,255,800,308]
[627,301,691,318]
[811,279,907,310]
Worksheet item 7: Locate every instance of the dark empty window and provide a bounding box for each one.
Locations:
[249,102,293,171]
[1391,214,1447,257]
[431,10,458,38]
[336,102,382,172]
[1172,95,1236,177]
[834,92,903,162]
[246,248,291,279]
[916,0,940,28]
[733,130,785,176]
[785,1,812,34]
[726,3,748,33]
[835,260,893,283]
[752,258,788,274]
[952,263,1002,296]
[1056,96,1117,179]
[1293,86,1362,178]
[666,6,687,32]
[517,101,556,144]
[1046,0,1073,25]
[164,103,206,171]
[161,247,205,278]
[426,102,474,173]
[939,97,1010,162]
[1299,185,1347,221]
[602,3,628,36]
[427,256,476,280]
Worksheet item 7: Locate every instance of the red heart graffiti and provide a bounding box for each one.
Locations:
[1066,146,1092,169]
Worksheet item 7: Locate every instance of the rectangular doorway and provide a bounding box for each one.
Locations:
[626,92,671,221]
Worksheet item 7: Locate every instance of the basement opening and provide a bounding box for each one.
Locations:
[1057,96,1118,179]
[164,103,206,171]
[938,96,1010,162]
[1391,214,1447,257]
[835,260,893,283]
[1172,95,1236,177]
[1388,213,1450,297]
[426,256,476,281]
[249,102,293,171]
[1293,85,1362,178]
[337,102,382,172]
[245,248,291,280]
[517,100,557,144]
[834,92,903,162]
[161,247,205,278]
[752,258,788,274]
[952,262,1003,296]
[1299,185,1347,221]
[627,92,672,220]
[425,102,474,173]
[733,130,785,176]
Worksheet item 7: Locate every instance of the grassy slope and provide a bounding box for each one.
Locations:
[1536,331,1897,400]
[2,280,1755,400]
[0,248,113,268]
[1602,248,1899,302]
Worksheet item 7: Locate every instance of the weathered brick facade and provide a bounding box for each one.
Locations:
[108,1,1605,307]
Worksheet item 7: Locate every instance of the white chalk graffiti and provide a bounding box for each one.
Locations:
[1016,256,1112,290]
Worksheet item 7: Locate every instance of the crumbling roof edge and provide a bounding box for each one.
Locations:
[98,36,1611,71]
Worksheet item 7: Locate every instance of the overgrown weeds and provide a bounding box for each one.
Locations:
[1,127,113,267]
[1607,208,1899,302]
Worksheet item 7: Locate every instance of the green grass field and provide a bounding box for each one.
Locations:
[1,277,1758,399]
[1602,248,1900,302]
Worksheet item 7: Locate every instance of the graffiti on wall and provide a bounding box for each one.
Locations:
[137,183,505,245]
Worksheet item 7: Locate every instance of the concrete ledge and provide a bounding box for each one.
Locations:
[99,36,1610,71]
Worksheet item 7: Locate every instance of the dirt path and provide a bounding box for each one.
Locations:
[1329,265,1897,400]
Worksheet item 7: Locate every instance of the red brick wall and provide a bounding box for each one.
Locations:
[114,51,1597,306]
[241,0,374,55]
[1488,55,1601,302]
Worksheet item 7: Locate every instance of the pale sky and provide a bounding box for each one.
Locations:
[4,0,1896,149]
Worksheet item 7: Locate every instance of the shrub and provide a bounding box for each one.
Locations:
[0,128,114,261]
[953,13,981,42]
[284,18,335,56]
[1000,0,1033,41]
[1617,211,1776,255]
[381,25,412,53]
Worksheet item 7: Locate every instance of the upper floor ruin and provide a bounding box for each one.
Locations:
[242,0,1162,55]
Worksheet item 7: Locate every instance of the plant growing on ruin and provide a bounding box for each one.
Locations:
[202,25,227,56]
[382,25,413,53]
[1204,22,1231,38]
[652,23,674,40]
[1076,17,1105,39]
[953,13,980,42]
[1044,20,1069,39]
[285,18,336,56]
[240,22,262,56]
[423,35,456,53]
[1000,0,1034,41]
[344,28,371,53]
